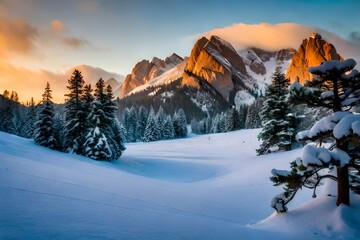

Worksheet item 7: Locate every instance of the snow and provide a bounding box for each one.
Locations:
[1,130,359,239]
[333,114,360,139]
[271,169,291,177]
[321,91,334,99]
[297,111,352,140]
[308,59,356,75]
[128,59,187,96]
[330,148,351,166]
[234,90,256,106]
[301,145,331,166]
[289,81,303,91]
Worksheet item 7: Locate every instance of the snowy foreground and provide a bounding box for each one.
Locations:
[1,130,359,239]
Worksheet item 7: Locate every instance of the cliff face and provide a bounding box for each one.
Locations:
[182,35,248,100]
[286,33,343,84]
[120,53,183,98]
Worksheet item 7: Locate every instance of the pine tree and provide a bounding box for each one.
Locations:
[238,104,248,129]
[271,59,360,212]
[162,115,175,140]
[22,97,37,139]
[34,82,58,149]
[53,111,65,150]
[225,107,241,132]
[245,99,263,129]
[257,66,295,155]
[143,113,160,142]
[83,79,125,160]
[173,108,187,138]
[126,106,138,142]
[64,69,86,154]
[82,84,94,129]
[156,106,167,139]
[136,106,148,141]
[104,84,125,159]
[84,100,113,160]
[122,107,130,142]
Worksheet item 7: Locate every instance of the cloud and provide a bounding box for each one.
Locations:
[194,23,315,51]
[348,31,360,43]
[62,37,90,49]
[50,19,66,32]
[0,17,39,58]
[0,63,123,103]
[195,22,360,66]
[79,0,99,13]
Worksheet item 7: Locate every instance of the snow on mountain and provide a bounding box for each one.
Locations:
[120,54,184,98]
[122,36,295,107]
[127,58,188,96]
[238,48,294,93]
[1,129,359,239]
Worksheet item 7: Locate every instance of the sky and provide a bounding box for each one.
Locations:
[1,0,360,102]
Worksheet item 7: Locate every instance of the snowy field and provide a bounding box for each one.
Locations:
[1,129,359,239]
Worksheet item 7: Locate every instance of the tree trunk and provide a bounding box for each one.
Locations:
[336,165,350,206]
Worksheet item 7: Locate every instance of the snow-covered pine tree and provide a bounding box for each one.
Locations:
[271,59,360,212]
[122,107,130,142]
[34,82,58,150]
[209,114,219,133]
[162,115,175,140]
[219,112,226,132]
[136,106,148,141]
[83,100,113,160]
[173,108,187,138]
[143,112,160,142]
[22,97,37,139]
[104,84,125,159]
[53,111,65,150]
[245,99,263,129]
[257,66,295,155]
[127,106,138,142]
[83,79,125,160]
[225,107,241,132]
[156,106,167,139]
[238,104,248,129]
[82,84,94,129]
[63,69,86,154]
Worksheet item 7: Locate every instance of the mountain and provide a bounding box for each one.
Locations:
[122,36,294,105]
[68,65,125,86]
[118,35,296,117]
[182,36,251,102]
[120,53,183,98]
[286,33,343,84]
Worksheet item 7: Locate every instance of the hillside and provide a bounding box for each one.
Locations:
[1,130,359,239]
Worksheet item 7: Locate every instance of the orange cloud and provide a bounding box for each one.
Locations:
[0,17,38,58]
[196,23,315,51]
[50,19,66,32]
[196,22,360,66]
[0,63,123,103]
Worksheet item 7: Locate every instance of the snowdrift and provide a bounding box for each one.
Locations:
[1,130,359,239]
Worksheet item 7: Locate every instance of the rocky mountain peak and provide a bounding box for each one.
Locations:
[120,53,185,98]
[286,33,342,84]
[165,53,183,67]
[182,35,249,101]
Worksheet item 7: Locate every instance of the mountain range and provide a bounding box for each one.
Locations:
[115,32,341,111]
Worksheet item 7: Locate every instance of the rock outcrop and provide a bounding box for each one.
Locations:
[120,53,184,97]
[286,33,343,84]
[182,35,249,100]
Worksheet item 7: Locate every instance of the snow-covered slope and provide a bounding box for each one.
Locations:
[1,130,359,239]
[128,58,188,96]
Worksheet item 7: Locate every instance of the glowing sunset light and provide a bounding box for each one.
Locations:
[0,0,359,103]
